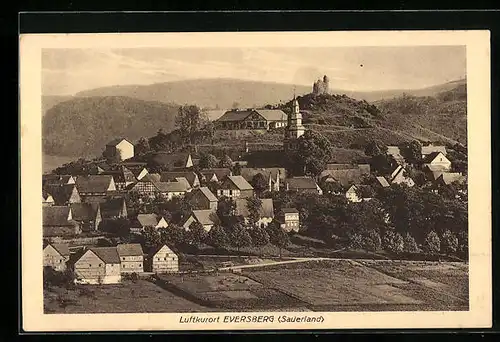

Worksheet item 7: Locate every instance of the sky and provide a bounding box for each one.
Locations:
[42,46,466,96]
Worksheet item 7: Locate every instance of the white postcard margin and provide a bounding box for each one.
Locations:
[20,30,491,331]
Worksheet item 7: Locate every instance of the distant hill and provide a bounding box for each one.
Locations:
[42,96,179,158]
[42,95,75,114]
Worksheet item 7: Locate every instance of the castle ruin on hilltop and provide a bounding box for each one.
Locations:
[312,75,330,95]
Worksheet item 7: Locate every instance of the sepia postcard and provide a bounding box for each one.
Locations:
[20,30,491,331]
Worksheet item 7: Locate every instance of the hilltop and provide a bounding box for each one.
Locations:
[42,96,178,158]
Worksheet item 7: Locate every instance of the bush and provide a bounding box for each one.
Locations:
[382,230,404,254]
[423,231,441,254]
[441,229,459,255]
[458,231,468,253]
[403,232,419,253]
[362,229,381,252]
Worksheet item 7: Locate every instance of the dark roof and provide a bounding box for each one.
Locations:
[325,163,371,174]
[255,109,287,121]
[75,175,114,193]
[99,197,126,219]
[282,208,299,214]
[151,152,191,169]
[240,167,286,182]
[106,138,133,146]
[160,171,198,186]
[135,214,159,227]
[154,180,191,192]
[44,184,80,205]
[43,206,74,226]
[117,243,144,257]
[235,198,274,218]
[319,169,366,187]
[438,172,466,185]
[46,243,70,257]
[191,210,219,226]
[244,150,289,168]
[375,176,391,188]
[100,166,137,183]
[199,168,232,181]
[42,174,74,185]
[147,244,177,258]
[216,110,253,122]
[423,151,447,163]
[286,177,318,190]
[70,203,98,221]
[217,109,287,123]
[89,247,121,264]
[196,187,218,202]
[225,175,253,190]
[421,145,447,156]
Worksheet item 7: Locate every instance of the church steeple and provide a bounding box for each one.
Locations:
[284,95,306,152]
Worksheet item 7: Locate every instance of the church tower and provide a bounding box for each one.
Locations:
[284,96,306,152]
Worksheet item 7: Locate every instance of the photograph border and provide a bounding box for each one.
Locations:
[20,30,491,332]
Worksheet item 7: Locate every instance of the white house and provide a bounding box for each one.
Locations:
[74,247,121,284]
[423,151,452,172]
[182,209,220,232]
[105,138,135,161]
[148,245,179,274]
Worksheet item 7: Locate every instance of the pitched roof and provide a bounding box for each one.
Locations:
[325,164,370,174]
[154,180,190,192]
[192,209,219,226]
[421,145,447,156]
[100,165,137,183]
[75,175,114,193]
[89,247,121,264]
[282,208,299,214]
[423,151,448,164]
[70,203,98,221]
[196,187,218,202]
[151,152,191,169]
[319,169,365,187]
[254,109,287,121]
[286,177,318,190]
[136,213,159,227]
[42,174,74,185]
[117,243,144,257]
[216,110,253,122]
[240,167,286,182]
[46,243,70,257]
[106,138,133,146]
[438,172,466,185]
[43,206,73,226]
[99,197,126,218]
[225,175,253,190]
[235,198,274,218]
[148,244,177,258]
[375,176,391,188]
[160,171,198,186]
[424,164,449,173]
[44,184,79,205]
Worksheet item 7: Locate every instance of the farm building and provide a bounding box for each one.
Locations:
[43,243,70,272]
[183,209,220,232]
[187,187,218,211]
[423,152,452,172]
[215,108,288,131]
[42,174,75,187]
[75,175,117,198]
[117,244,144,274]
[160,171,200,188]
[69,203,102,231]
[99,197,128,220]
[234,198,274,228]
[389,166,415,187]
[147,245,179,274]
[43,183,81,206]
[216,175,254,199]
[43,206,81,237]
[150,152,194,170]
[74,247,121,284]
[285,177,323,195]
[130,213,169,233]
[198,168,232,183]
[345,185,374,203]
[239,167,286,192]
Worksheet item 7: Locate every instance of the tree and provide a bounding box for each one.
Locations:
[400,140,422,165]
[135,137,150,156]
[159,224,184,247]
[229,223,252,253]
[288,130,333,177]
[249,225,270,252]
[269,225,290,259]
[142,226,162,250]
[98,218,131,237]
[348,232,363,250]
[246,197,263,227]
[175,105,208,144]
[232,163,242,176]
[219,155,233,168]
[186,222,208,250]
[424,230,441,254]
[403,232,419,253]
[364,140,388,157]
[362,229,382,252]
[207,224,230,249]
[251,173,269,196]
[441,229,459,255]
[216,196,237,227]
[382,230,404,254]
[199,153,219,169]
[370,154,394,175]
[458,231,468,254]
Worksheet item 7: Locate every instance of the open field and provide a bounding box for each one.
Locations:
[44,279,214,314]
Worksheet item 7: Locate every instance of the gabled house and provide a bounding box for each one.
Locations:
[285,177,323,195]
[120,163,149,181]
[43,183,81,206]
[117,244,144,274]
[234,198,274,228]
[105,138,135,161]
[421,144,447,158]
[325,163,371,175]
[130,213,169,233]
[70,203,102,232]
[151,152,194,170]
[160,171,200,188]
[278,208,300,233]
[74,247,121,284]
[75,175,117,197]
[436,172,466,186]
[43,206,81,237]
[215,108,288,130]
[423,151,452,172]
[240,167,286,192]
[99,197,128,220]
[319,168,367,189]
[216,175,254,199]
[187,187,218,211]
[389,165,415,187]
[42,174,76,187]
[182,210,220,232]
[43,243,70,272]
[42,190,55,206]
[147,245,179,274]
[100,165,137,190]
[199,168,232,183]
[345,185,374,203]
[128,174,190,200]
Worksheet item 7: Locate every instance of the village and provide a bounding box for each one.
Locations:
[42,83,469,313]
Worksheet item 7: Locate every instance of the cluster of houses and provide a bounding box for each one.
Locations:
[42,96,466,285]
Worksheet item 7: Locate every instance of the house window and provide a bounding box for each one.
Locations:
[164,257,167,261]
[122,257,126,261]
[89,264,92,267]
[139,264,142,267]
[99,263,102,267]
[157,258,160,261]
